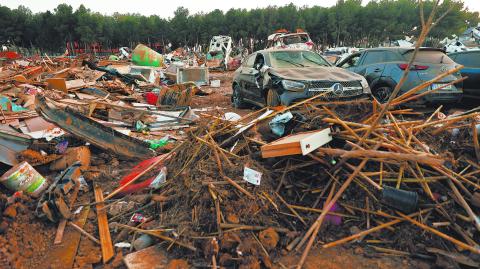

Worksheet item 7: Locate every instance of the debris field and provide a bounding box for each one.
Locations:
[1,31,480,269]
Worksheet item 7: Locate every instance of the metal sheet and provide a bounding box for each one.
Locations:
[24,116,56,132]
[35,96,155,160]
[0,130,31,165]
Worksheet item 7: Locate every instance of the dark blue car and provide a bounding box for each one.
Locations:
[448,50,480,99]
[336,47,463,104]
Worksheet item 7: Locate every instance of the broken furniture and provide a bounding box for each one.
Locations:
[261,128,332,158]
[164,64,209,86]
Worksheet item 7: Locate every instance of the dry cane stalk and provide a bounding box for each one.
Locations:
[397,212,480,254]
[392,66,464,104]
[295,181,337,267]
[322,202,448,249]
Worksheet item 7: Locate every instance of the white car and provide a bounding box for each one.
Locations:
[266,32,314,51]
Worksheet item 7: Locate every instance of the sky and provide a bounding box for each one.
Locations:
[2,0,480,17]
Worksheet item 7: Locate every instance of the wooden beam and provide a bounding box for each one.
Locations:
[94,185,114,263]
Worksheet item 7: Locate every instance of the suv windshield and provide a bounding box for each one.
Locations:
[404,50,454,64]
[269,51,330,68]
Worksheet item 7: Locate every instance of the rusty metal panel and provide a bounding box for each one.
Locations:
[35,96,155,160]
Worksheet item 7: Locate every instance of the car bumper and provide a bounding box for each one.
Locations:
[279,89,369,105]
[422,89,463,103]
[463,88,480,98]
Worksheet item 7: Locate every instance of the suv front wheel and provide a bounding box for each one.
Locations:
[372,85,394,103]
[232,84,246,108]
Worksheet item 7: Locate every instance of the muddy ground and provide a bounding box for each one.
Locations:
[0,70,461,269]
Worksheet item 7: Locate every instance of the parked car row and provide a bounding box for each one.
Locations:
[231,45,479,108]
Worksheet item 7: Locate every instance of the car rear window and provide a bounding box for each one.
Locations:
[404,50,454,64]
[362,51,400,65]
[282,34,309,45]
[324,51,342,55]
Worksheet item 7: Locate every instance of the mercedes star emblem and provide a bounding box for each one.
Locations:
[332,83,344,95]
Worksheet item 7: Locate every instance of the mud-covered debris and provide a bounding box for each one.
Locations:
[259,228,280,251]
[166,259,189,269]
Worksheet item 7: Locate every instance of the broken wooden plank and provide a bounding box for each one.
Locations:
[53,219,67,245]
[46,78,68,92]
[47,78,92,92]
[52,68,71,78]
[39,206,90,269]
[94,185,114,263]
[68,221,100,245]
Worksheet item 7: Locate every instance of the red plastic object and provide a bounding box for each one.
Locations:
[119,155,165,186]
[0,51,21,59]
[118,177,155,195]
[145,92,158,105]
[116,155,165,195]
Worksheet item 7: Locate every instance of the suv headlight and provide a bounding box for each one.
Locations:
[360,79,371,94]
[282,80,305,92]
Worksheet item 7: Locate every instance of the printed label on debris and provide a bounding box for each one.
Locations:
[243,166,262,185]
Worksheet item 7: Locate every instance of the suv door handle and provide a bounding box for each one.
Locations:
[373,68,381,72]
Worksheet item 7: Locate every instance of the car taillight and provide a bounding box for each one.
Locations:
[305,41,314,48]
[398,64,429,70]
[414,65,429,70]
